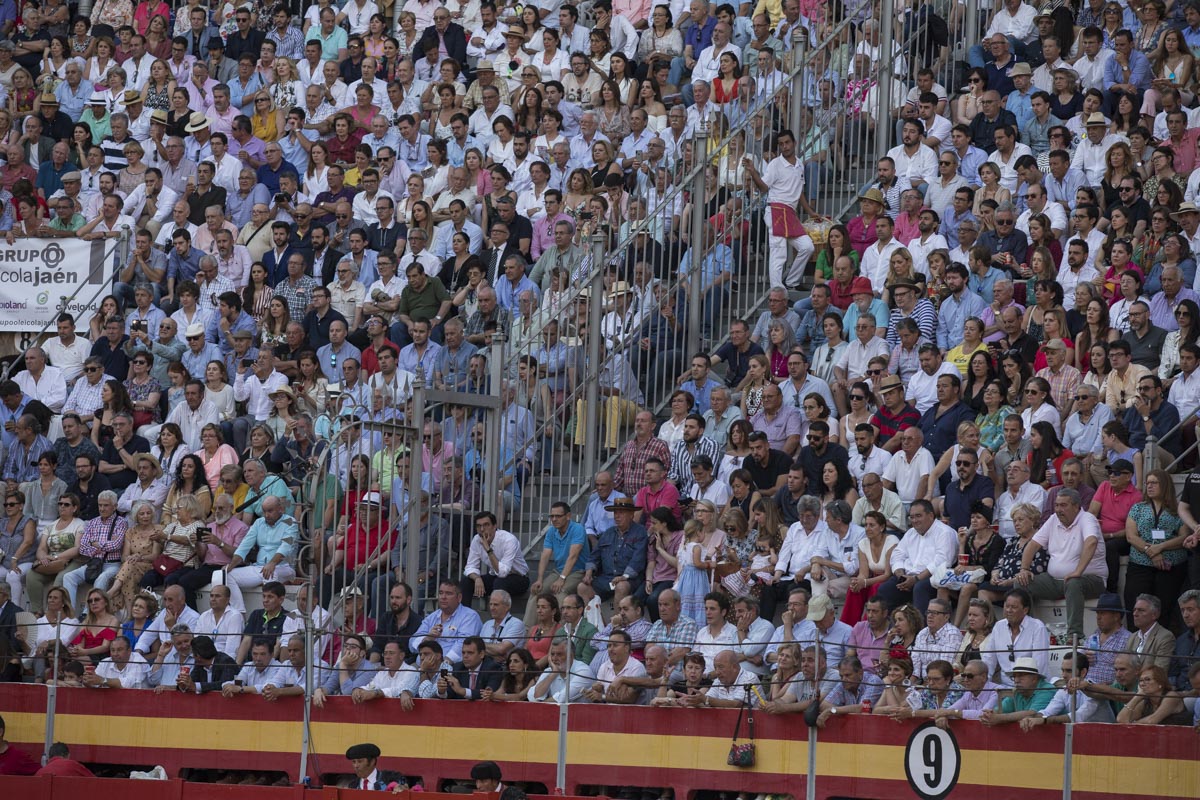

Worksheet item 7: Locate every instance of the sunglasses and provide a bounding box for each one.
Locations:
[866,369,881,376]
[955,460,974,467]
[850,394,866,401]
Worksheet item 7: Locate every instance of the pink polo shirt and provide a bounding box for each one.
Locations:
[1091,481,1142,536]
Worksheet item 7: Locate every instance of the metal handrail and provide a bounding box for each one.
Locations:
[1144,399,1200,473]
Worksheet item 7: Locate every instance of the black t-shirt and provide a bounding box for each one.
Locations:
[712,341,765,387]
[99,435,150,492]
[68,474,112,521]
[744,448,792,494]
[241,610,288,662]
[798,443,849,491]
[1182,471,1200,509]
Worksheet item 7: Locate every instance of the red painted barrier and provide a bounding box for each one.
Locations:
[1,685,1197,799]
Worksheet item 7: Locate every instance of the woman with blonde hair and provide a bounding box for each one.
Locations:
[883,247,926,305]
[738,354,773,419]
[270,58,304,112]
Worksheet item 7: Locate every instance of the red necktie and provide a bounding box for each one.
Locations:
[362,778,369,790]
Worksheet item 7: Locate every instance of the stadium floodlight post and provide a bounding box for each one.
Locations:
[687,126,709,356]
[875,0,896,166]
[582,232,606,479]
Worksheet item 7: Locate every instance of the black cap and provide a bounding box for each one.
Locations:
[347,743,381,760]
[1107,458,1135,475]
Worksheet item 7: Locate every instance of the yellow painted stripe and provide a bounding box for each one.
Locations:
[10,711,1199,798]
[1072,753,1200,799]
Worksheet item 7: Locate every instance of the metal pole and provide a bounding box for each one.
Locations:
[556,622,574,793]
[582,233,606,478]
[687,127,709,356]
[1063,634,1078,800]
[1143,434,1157,482]
[876,0,896,165]
[298,613,314,784]
[806,626,821,800]
[43,619,61,766]
[963,0,981,59]
[486,332,506,525]
[790,27,807,135]
[406,367,427,588]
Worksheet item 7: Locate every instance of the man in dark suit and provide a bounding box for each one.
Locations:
[340,742,406,790]
[481,223,520,285]
[0,584,25,655]
[311,226,344,286]
[416,11,468,75]
[442,635,502,700]
[179,636,238,694]
[262,222,298,286]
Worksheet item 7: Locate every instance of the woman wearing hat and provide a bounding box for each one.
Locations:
[265,385,299,442]
[496,24,531,91]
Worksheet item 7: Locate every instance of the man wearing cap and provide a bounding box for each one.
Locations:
[1085,458,1142,589]
[115,452,168,517]
[1036,338,1082,415]
[34,93,71,142]
[1081,592,1133,685]
[582,497,648,607]
[1071,112,1122,185]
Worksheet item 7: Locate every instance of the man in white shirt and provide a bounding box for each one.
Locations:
[874,499,956,615]
[1168,343,1200,413]
[87,636,149,689]
[1020,488,1106,639]
[460,512,530,600]
[907,344,960,414]
[42,314,92,388]
[1071,28,1112,92]
[860,215,902,292]
[351,641,418,706]
[691,21,739,87]
[981,587,1050,686]
[1071,113,1121,186]
[195,584,244,661]
[13,347,66,414]
[744,129,814,290]
[887,119,938,190]
[882,430,936,509]
[994,460,1047,539]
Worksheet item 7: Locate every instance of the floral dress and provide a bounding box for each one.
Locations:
[125,376,164,424]
[1128,503,1188,570]
[144,82,171,111]
[111,526,157,611]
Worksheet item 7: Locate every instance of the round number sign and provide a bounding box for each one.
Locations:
[904,722,960,800]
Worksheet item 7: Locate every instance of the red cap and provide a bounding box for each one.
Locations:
[849,276,874,295]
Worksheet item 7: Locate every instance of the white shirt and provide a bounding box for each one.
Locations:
[981,616,1050,686]
[233,368,290,421]
[165,398,220,452]
[985,3,1037,42]
[1055,261,1100,310]
[883,447,936,503]
[995,481,1047,540]
[887,143,938,188]
[907,362,960,414]
[195,607,244,660]
[95,652,150,688]
[595,655,647,688]
[42,335,92,386]
[1021,402,1062,437]
[707,668,758,703]
[14,367,67,413]
[464,528,529,579]
[692,41,739,83]
[848,446,892,492]
[1038,686,1112,722]
[907,233,948,274]
[860,238,902,291]
[528,661,595,703]
[1071,134,1124,186]
[136,606,201,653]
[1017,201,1067,239]
[837,336,891,380]
[363,664,419,698]
[1059,228,1105,274]
[1072,49,1113,92]
[1169,368,1200,414]
[889,520,957,575]
[777,520,835,578]
[990,143,1034,192]
[694,622,740,673]
[761,154,805,206]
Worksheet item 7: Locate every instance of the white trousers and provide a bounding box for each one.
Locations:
[220,564,296,612]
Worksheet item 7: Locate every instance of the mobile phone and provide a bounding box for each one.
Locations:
[241,358,253,368]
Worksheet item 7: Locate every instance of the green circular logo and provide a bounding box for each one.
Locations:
[36,292,48,305]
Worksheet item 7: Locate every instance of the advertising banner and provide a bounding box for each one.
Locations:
[0,238,114,331]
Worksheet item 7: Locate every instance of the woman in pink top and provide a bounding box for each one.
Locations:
[197,423,240,491]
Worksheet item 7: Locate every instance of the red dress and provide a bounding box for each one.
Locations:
[712,78,738,103]
[71,625,117,652]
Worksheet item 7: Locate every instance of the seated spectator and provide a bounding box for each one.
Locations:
[1124,593,1176,670]
[221,638,287,697]
[85,634,149,690]
[1020,652,1114,727]
[979,657,1056,725]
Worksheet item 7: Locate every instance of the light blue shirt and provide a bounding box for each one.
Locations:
[583,490,627,539]
[495,274,541,311]
[235,511,298,565]
[1102,50,1152,91]
[968,266,1006,304]
[680,376,724,415]
[679,244,733,289]
[1004,88,1035,132]
[542,520,588,574]
[413,603,483,663]
[225,660,288,691]
[937,290,989,351]
[181,342,223,379]
[55,79,92,123]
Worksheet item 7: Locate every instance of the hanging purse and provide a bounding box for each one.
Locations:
[726,688,756,768]
[84,514,119,583]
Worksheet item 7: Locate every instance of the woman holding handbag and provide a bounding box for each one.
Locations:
[107,501,161,618]
[24,493,86,616]
[138,495,203,592]
[20,453,67,528]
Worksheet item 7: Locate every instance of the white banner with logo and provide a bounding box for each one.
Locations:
[0,238,115,331]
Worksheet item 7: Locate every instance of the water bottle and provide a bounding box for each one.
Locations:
[1046,458,1059,487]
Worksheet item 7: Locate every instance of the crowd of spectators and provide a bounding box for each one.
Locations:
[3,4,1200,787]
